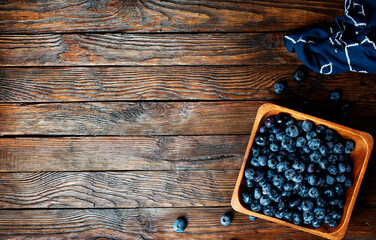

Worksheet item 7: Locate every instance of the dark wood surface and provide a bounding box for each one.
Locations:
[0,1,375,240]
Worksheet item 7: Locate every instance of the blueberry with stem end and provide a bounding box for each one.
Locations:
[173,217,187,232]
[221,214,232,226]
[329,89,342,102]
[274,81,287,94]
[293,68,307,82]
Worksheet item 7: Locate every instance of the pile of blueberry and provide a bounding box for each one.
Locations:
[242,112,355,229]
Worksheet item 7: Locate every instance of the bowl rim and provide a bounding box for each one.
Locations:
[231,103,374,240]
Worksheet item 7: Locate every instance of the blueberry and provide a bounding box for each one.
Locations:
[248,215,257,221]
[242,192,252,204]
[333,143,344,154]
[293,213,302,225]
[307,163,316,173]
[329,198,339,206]
[221,214,232,226]
[292,173,303,183]
[275,113,290,126]
[251,146,260,157]
[345,162,352,173]
[282,190,292,198]
[296,137,307,148]
[275,210,285,219]
[274,82,287,94]
[308,187,320,198]
[329,89,342,102]
[336,174,346,183]
[306,131,318,141]
[325,129,335,141]
[303,211,314,222]
[316,197,327,208]
[261,183,272,195]
[251,202,262,212]
[277,201,285,211]
[344,177,353,188]
[309,151,321,163]
[284,169,296,181]
[301,200,314,212]
[246,178,255,188]
[307,174,318,186]
[324,215,331,223]
[284,212,293,222]
[317,177,326,187]
[173,218,187,232]
[315,124,327,136]
[255,135,268,146]
[344,140,355,154]
[302,120,314,132]
[267,169,276,179]
[319,146,329,156]
[285,118,295,127]
[328,220,339,228]
[326,175,335,185]
[324,188,335,198]
[293,68,306,82]
[281,137,294,151]
[272,174,285,188]
[254,187,262,200]
[312,218,323,228]
[250,157,260,167]
[328,165,338,175]
[263,205,276,216]
[308,138,321,150]
[270,143,279,152]
[331,210,342,220]
[258,155,268,166]
[268,134,276,142]
[267,158,278,169]
[264,116,275,128]
[260,196,272,206]
[286,125,299,138]
[283,181,294,191]
[314,207,326,219]
[252,170,265,183]
[326,141,335,151]
[259,125,268,134]
[244,168,254,179]
[292,161,305,173]
[318,159,329,170]
[276,132,287,141]
[328,154,338,163]
[276,161,290,172]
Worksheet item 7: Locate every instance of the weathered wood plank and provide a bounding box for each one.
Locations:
[1,169,374,209]
[0,33,297,66]
[0,207,374,239]
[0,66,375,102]
[0,170,239,208]
[0,0,343,34]
[0,101,259,135]
[0,101,374,136]
[0,135,248,172]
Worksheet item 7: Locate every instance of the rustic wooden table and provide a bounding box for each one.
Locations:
[0,1,375,239]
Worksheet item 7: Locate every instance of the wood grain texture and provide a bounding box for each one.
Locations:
[0,66,375,102]
[0,170,239,208]
[0,101,259,135]
[0,207,374,239]
[0,135,248,172]
[0,0,343,34]
[0,101,375,136]
[0,33,297,66]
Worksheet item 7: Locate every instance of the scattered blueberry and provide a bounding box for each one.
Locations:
[293,68,306,82]
[329,89,342,102]
[221,214,232,226]
[174,218,187,232]
[248,215,257,221]
[274,82,287,94]
[286,125,299,138]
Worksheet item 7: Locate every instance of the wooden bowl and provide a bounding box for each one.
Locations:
[231,103,374,240]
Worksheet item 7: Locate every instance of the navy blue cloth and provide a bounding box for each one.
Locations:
[284,0,376,75]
